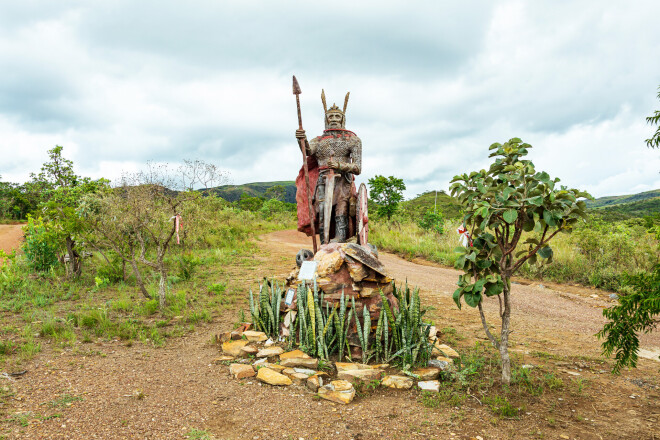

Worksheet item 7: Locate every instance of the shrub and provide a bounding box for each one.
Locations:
[417,209,445,234]
[22,216,60,272]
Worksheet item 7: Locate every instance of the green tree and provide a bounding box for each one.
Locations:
[450,138,591,385]
[597,265,660,373]
[264,185,285,201]
[30,146,108,277]
[646,86,660,149]
[368,175,406,220]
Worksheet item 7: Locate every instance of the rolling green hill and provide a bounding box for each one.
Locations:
[586,189,660,208]
[211,181,297,203]
[400,190,464,219]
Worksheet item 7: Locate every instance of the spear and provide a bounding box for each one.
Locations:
[292,75,318,254]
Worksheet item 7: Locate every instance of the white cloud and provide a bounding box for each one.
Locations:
[0,0,658,201]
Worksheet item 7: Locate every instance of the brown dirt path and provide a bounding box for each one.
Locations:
[3,229,659,440]
[0,224,23,256]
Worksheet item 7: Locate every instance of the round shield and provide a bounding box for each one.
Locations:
[357,183,368,245]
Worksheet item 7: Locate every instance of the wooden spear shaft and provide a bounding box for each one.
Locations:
[293,76,318,254]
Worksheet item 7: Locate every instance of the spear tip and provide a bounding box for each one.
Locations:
[292,75,301,95]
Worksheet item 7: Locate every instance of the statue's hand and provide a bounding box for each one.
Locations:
[327,159,340,170]
[295,129,306,140]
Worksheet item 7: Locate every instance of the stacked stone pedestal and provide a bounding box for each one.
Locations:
[285,242,398,355]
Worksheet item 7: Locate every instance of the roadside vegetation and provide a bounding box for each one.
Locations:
[0,147,296,370]
[370,190,659,295]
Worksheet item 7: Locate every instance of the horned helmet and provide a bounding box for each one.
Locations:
[322,89,350,129]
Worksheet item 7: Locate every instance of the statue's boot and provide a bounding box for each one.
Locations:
[330,215,348,243]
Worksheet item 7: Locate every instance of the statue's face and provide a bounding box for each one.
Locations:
[326,112,343,129]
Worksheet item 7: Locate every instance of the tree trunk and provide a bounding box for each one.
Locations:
[500,281,512,385]
[65,236,82,278]
[158,267,167,308]
[129,260,151,299]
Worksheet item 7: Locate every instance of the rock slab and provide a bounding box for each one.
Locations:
[381,375,413,389]
[256,346,284,358]
[256,367,292,386]
[222,340,249,356]
[229,363,255,379]
[337,369,384,383]
[318,380,356,404]
[280,357,319,369]
[418,380,440,392]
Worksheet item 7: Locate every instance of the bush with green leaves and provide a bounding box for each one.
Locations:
[598,264,660,373]
[450,138,590,385]
[418,209,445,234]
[22,216,60,272]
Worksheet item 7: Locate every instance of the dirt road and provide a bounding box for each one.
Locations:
[0,224,23,256]
[3,229,659,440]
[267,230,660,359]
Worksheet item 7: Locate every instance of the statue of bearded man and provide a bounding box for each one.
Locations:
[295,90,362,244]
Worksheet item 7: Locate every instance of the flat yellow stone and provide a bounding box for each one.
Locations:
[381,375,413,389]
[434,343,459,359]
[279,349,311,361]
[335,362,372,372]
[315,249,345,277]
[337,369,384,383]
[242,330,268,342]
[318,380,355,404]
[256,367,292,386]
[222,340,249,356]
[413,367,440,381]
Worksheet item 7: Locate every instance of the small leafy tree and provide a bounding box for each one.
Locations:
[30,146,108,277]
[450,138,591,385]
[418,209,444,234]
[646,85,660,149]
[368,175,406,220]
[597,265,660,373]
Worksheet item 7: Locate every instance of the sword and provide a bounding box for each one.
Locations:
[323,163,336,244]
[292,75,318,254]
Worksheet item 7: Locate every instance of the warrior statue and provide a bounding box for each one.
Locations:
[295,90,362,245]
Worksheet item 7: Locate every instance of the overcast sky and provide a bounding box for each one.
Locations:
[0,1,659,198]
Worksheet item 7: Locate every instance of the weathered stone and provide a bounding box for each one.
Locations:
[240,345,258,356]
[253,358,268,367]
[280,357,319,369]
[343,243,387,277]
[279,349,311,361]
[381,375,413,389]
[256,346,284,358]
[242,330,268,342]
[222,340,249,356]
[263,363,287,373]
[337,369,384,383]
[413,367,440,380]
[372,363,390,370]
[216,332,231,343]
[432,342,460,358]
[318,380,355,404]
[346,258,369,282]
[229,363,255,379]
[335,362,372,372]
[315,248,345,277]
[418,380,440,392]
[212,355,235,364]
[306,375,322,392]
[428,358,451,370]
[230,329,244,340]
[282,368,296,376]
[428,326,438,342]
[293,368,317,376]
[256,367,292,386]
[290,372,310,385]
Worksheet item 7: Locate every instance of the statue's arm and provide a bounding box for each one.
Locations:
[295,129,315,155]
[339,137,361,175]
